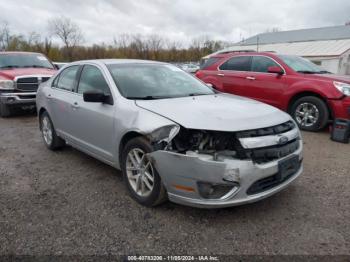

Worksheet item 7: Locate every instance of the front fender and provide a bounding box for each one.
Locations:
[283,80,343,110]
[114,101,179,169]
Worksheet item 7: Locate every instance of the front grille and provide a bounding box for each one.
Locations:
[234,121,300,164]
[248,139,300,164]
[15,76,51,92]
[236,121,295,138]
[246,159,302,195]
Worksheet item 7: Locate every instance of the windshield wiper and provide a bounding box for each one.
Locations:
[187,93,211,97]
[23,65,53,69]
[318,70,332,74]
[0,65,20,69]
[296,70,319,74]
[126,95,172,100]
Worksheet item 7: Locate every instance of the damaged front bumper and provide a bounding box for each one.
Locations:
[149,141,303,208]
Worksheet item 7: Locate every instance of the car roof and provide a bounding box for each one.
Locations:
[70,59,167,66]
[0,51,44,55]
[211,51,279,59]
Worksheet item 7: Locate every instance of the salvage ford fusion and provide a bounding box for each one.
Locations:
[36,59,303,208]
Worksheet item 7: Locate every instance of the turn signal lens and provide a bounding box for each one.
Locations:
[173,184,195,192]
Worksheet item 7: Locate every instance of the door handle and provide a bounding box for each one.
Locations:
[217,73,225,77]
[71,102,79,109]
[246,76,256,80]
[46,94,52,99]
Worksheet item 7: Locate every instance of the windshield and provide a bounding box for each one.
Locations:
[0,53,54,69]
[278,55,329,74]
[107,63,214,99]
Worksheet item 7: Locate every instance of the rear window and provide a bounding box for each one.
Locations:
[219,56,252,71]
[200,57,220,70]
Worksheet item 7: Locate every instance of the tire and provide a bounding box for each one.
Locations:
[290,96,329,131]
[121,137,167,207]
[0,102,11,117]
[40,111,65,150]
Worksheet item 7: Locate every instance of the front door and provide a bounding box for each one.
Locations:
[68,64,116,162]
[244,56,287,109]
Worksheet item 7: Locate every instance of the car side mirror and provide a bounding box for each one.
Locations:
[268,66,284,75]
[83,90,113,105]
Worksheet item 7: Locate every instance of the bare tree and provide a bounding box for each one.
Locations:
[147,34,163,60]
[0,21,11,50]
[48,16,84,60]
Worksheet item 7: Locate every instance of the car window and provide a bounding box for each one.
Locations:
[251,56,281,73]
[200,57,220,70]
[219,56,251,71]
[108,64,214,99]
[77,65,111,95]
[56,66,79,92]
[51,74,59,88]
[278,55,325,73]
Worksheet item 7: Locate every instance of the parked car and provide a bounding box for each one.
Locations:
[36,59,303,208]
[179,63,200,74]
[53,62,68,69]
[196,52,350,131]
[0,51,56,117]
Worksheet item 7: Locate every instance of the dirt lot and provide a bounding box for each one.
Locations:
[0,114,349,256]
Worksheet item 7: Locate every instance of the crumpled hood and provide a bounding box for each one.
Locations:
[136,93,291,131]
[0,68,56,80]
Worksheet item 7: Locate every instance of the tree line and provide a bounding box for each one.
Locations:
[0,17,232,63]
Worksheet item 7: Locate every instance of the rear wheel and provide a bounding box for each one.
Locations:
[290,96,329,131]
[121,137,167,207]
[40,111,65,150]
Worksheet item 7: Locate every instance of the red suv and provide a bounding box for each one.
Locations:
[195,52,350,131]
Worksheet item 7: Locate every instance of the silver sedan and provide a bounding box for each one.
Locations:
[36,59,303,208]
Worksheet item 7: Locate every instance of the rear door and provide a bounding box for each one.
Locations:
[246,56,287,109]
[217,56,253,97]
[68,64,116,162]
[49,65,80,136]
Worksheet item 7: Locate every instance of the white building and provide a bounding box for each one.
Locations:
[208,25,350,75]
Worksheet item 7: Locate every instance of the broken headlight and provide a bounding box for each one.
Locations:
[148,125,180,143]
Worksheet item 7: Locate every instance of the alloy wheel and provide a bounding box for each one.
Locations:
[42,116,53,145]
[295,102,319,127]
[126,148,155,197]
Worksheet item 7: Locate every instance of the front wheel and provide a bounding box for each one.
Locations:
[0,102,11,117]
[290,96,329,131]
[121,137,167,207]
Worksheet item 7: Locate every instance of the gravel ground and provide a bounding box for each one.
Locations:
[0,115,349,257]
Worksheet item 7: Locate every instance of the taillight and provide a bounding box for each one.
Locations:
[195,70,204,79]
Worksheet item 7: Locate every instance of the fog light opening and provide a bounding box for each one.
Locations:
[7,97,15,103]
[197,182,239,200]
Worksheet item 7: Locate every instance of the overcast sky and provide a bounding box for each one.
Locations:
[2,0,350,46]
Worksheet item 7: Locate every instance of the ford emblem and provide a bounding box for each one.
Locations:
[278,136,289,145]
